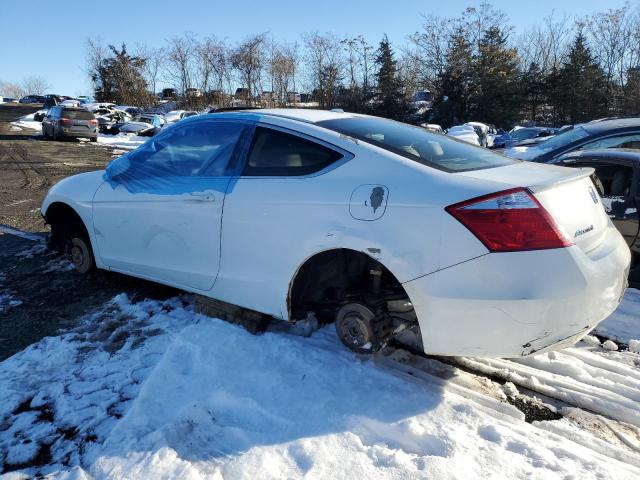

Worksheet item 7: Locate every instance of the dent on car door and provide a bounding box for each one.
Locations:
[92,120,251,290]
[583,162,639,247]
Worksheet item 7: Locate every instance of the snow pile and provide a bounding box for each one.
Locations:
[446,125,480,146]
[11,113,42,132]
[1,294,639,478]
[597,288,640,345]
[96,133,146,150]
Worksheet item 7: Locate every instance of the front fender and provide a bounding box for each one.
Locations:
[41,170,106,218]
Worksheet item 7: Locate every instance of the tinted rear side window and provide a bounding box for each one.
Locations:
[244,127,343,176]
[317,117,517,172]
[63,109,95,120]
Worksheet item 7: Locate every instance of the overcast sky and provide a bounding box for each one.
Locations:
[0,0,634,95]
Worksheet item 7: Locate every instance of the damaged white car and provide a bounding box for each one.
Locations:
[41,109,630,357]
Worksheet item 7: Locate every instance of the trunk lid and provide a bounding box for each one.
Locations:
[457,162,610,253]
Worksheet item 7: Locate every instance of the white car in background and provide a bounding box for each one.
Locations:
[164,110,187,123]
[447,124,480,146]
[41,110,630,358]
[60,99,81,108]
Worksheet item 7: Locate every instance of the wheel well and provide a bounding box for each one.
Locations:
[288,248,409,322]
[44,202,90,250]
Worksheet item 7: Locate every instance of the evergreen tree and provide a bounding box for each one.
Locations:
[432,28,474,126]
[91,44,150,105]
[522,62,546,123]
[374,35,404,120]
[555,33,608,123]
[472,26,521,127]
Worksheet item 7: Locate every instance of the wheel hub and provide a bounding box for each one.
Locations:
[341,315,369,348]
[71,245,84,267]
[335,303,377,353]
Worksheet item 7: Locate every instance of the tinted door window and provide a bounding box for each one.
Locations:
[580,133,640,151]
[243,127,343,176]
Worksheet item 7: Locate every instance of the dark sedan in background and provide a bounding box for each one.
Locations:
[553,148,640,286]
[505,118,640,162]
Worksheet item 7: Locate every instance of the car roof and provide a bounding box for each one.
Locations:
[582,117,640,134]
[211,108,364,124]
[561,148,640,162]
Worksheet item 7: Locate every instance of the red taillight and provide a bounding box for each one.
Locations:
[445,187,573,252]
[60,117,72,125]
[89,119,97,125]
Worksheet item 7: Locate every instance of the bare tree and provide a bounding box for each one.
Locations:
[165,33,197,96]
[303,32,344,108]
[268,39,299,106]
[408,15,453,95]
[21,76,51,95]
[230,33,267,106]
[197,35,231,105]
[0,81,25,98]
[86,37,107,96]
[585,3,640,96]
[136,44,165,97]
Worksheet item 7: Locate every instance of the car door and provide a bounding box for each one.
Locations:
[570,158,639,247]
[213,125,350,317]
[92,119,250,291]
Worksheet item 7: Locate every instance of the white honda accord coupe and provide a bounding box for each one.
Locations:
[41,109,630,357]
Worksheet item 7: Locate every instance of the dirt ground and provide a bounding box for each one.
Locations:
[0,103,174,360]
[0,103,114,232]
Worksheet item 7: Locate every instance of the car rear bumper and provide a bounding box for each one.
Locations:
[403,224,630,357]
[62,127,97,138]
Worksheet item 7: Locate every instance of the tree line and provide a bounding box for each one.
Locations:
[4,2,639,129]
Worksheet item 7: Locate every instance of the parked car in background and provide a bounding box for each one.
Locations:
[505,118,640,162]
[164,110,186,123]
[552,148,640,287]
[40,109,630,358]
[43,96,59,110]
[33,109,49,122]
[77,96,94,105]
[114,105,144,117]
[42,106,98,141]
[499,126,556,149]
[116,114,165,137]
[465,122,491,147]
[447,124,481,146]
[60,99,81,108]
[97,110,132,134]
[86,102,116,112]
[420,123,443,133]
[19,95,45,104]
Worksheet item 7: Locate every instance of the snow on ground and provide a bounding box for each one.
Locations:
[10,114,42,132]
[10,115,146,151]
[95,133,146,151]
[597,288,640,345]
[1,290,640,478]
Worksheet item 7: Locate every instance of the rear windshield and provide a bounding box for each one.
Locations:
[63,109,95,120]
[317,117,517,172]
